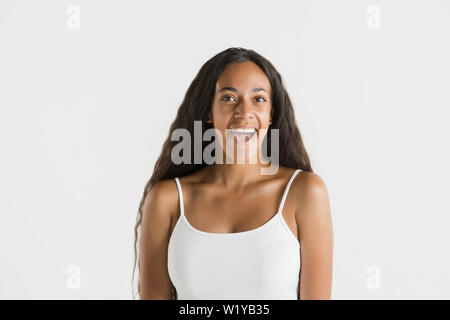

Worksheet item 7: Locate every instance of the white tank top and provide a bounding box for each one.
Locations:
[168,169,302,300]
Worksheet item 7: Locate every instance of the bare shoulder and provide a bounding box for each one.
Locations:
[294,170,329,194]
[139,178,180,299]
[291,170,331,219]
[290,170,333,299]
[142,178,180,227]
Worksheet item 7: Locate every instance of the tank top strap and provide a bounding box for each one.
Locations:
[174,177,185,218]
[277,169,302,214]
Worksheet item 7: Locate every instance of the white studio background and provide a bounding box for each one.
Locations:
[0,0,449,299]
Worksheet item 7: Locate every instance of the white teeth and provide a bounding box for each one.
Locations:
[228,128,256,133]
[227,128,257,143]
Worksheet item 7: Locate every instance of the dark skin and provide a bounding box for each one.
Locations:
[139,61,334,299]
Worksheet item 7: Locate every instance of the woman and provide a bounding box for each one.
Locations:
[132,47,333,300]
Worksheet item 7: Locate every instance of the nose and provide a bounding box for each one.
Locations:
[233,99,254,119]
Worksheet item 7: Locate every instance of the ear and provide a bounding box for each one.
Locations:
[206,110,213,123]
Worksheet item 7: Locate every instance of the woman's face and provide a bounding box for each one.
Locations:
[209,61,273,164]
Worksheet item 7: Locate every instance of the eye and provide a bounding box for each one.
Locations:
[220,95,236,102]
[254,96,267,103]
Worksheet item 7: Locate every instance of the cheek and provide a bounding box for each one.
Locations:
[211,104,228,119]
[256,111,272,126]
[211,107,232,127]
[209,108,227,135]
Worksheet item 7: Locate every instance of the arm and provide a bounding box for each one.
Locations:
[139,180,177,299]
[295,172,334,300]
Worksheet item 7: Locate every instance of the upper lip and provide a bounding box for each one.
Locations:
[227,125,257,130]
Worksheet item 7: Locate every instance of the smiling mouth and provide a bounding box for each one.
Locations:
[226,128,257,143]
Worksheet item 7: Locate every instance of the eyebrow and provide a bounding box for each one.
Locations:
[217,86,268,93]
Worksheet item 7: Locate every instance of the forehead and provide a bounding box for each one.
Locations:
[215,61,271,93]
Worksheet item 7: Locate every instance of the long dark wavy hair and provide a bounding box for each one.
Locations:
[132,47,313,299]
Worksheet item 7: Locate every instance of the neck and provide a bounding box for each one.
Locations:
[207,162,279,192]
